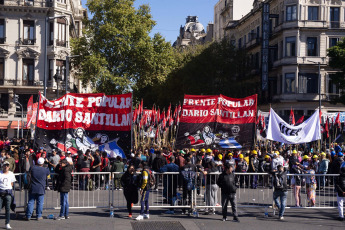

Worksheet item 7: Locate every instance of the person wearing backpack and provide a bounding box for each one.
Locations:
[180,157,196,215]
[271,164,288,220]
[136,161,153,220]
[112,156,124,190]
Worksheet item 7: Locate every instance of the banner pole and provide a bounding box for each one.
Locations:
[33,93,41,151]
[130,95,133,155]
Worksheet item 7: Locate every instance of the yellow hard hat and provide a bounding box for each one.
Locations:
[275,151,280,155]
[252,150,257,155]
[239,154,244,159]
[218,154,223,160]
[206,149,212,153]
[313,155,318,159]
[190,148,196,152]
[303,155,309,160]
[264,155,270,159]
[321,152,326,157]
[292,150,297,154]
[201,149,206,153]
[228,152,233,157]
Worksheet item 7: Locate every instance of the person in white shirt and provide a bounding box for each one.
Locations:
[0,161,16,229]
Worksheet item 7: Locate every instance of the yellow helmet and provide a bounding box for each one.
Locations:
[201,149,206,153]
[206,149,212,153]
[275,151,280,155]
[313,155,319,159]
[190,148,196,152]
[239,154,244,159]
[218,154,223,160]
[264,155,270,159]
[321,152,326,157]
[252,150,257,155]
[228,152,233,157]
[303,155,309,160]
[292,150,297,154]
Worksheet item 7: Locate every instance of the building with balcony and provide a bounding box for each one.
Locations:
[0,0,88,138]
[218,0,345,116]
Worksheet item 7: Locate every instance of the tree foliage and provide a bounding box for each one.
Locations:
[328,38,345,104]
[71,0,177,95]
[135,40,260,108]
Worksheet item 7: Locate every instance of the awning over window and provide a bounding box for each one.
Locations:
[10,121,27,129]
[0,121,8,129]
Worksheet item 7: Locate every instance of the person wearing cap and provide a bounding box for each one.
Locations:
[312,155,319,173]
[302,164,317,207]
[25,157,50,221]
[0,160,16,229]
[235,154,248,188]
[217,162,239,222]
[318,152,329,190]
[249,150,259,189]
[302,155,310,168]
[3,152,15,173]
[55,158,73,220]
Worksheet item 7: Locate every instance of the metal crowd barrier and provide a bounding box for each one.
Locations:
[12,172,340,214]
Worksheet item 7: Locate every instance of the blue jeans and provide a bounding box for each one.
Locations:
[26,193,44,218]
[0,194,12,224]
[59,192,69,217]
[273,190,287,217]
[140,189,150,215]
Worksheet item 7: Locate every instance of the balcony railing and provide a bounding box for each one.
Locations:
[0,79,43,86]
[56,39,67,47]
[21,39,36,45]
[330,21,340,28]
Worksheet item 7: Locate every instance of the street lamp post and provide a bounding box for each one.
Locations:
[44,15,67,97]
[65,55,79,94]
[54,67,64,99]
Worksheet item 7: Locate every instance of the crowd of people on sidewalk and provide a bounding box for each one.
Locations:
[0,137,344,228]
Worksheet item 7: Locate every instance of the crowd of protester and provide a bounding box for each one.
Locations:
[0,137,344,228]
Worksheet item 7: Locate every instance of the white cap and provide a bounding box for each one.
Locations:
[37,158,45,165]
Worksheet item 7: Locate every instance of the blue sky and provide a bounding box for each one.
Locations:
[81,0,253,44]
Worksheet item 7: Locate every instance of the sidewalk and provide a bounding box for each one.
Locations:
[3,207,344,230]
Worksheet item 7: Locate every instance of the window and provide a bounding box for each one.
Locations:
[307,37,317,56]
[286,5,297,21]
[0,19,4,44]
[75,21,80,38]
[308,6,319,21]
[328,74,339,95]
[22,59,34,85]
[49,22,54,45]
[298,73,318,94]
[285,36,296,57]
[57,0,66,4]
[285,73,296,93]
[238,38,242,48]
[56,60,66,80]
[330,7,340,28]
[23,20,35,45]
[57,18,66,47]
[0,58,4,85]
[329,38,339,48]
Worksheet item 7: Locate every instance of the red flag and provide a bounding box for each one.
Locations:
[289,109,295,125]
[296,115,304,125]
[335,112,341,128]
[325,117,329,138]
[166,103,171,120]
[319,110,322,124]
[133,108,137,123]
[26,95,33,128]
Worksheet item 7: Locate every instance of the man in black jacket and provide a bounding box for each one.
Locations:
[272,165,288,220]
[152,151,167,190]
[55,159,72,220]
[336,163,345,221]
[217,162,239,222]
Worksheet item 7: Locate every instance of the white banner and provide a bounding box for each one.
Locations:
[266,108,321,144]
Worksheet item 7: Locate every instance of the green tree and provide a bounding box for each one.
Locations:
[71,0,177,96]
[328,38,345,104]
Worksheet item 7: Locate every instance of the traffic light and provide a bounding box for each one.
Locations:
[14,94,19,103]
